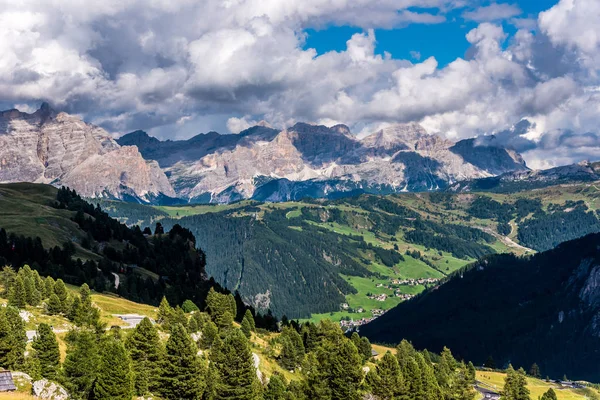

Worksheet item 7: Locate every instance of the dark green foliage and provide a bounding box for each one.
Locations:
[540,388,557,400]
[517,208,600,251]
[528,363,541,378]
[279,327,305,370]
[501,365,530,400]
[264,372,288,400]
[367,351,405,400]
[61,330,100,400]
[46,293,62,315]
[241,316,252,338]
[361,232,600,381]
[159,323,205,400]
[125,317,163,396]
[210,329,261,400]
[92,338,133,400]
[32,323,60,379]
[53,279,69,313]
[0,306,26,370]
[8,275,26,308]
[199,320,218,349]
[182,299,200,313]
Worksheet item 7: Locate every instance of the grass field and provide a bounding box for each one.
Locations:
[476,371,594,400]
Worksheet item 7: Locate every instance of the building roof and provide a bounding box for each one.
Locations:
[0,371,16,392]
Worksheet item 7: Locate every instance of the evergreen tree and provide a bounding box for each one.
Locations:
[540,388,557,400]
[157,296,174,329]
[501,365,531,400]
[0,266,16,297]
[44,276,55,299]
[358,337,372,363]
[9,275,27,308]
[241,315,252,338]
[279,326,305,370]
[32,323,60,379]
[155,222,164,235]
[92,338,133,400]
[216,310,234,331]
[369,351,405,400]
[200,320,218,349]
[23,276,37,305]
[61,331,100,400]
[227,293,237,318]
[158,323,205,400]
[244,309,256,332]
[182,299,200,313]
[53,279,69,313]
[467,361,477,384]
[211,329,261,400]
[528,363,541,379]
[172,306,189,330]
[46,293,62,315]
[484,355,496,369]
[188,316,199,333]
[0,306,26,369]
[264,372,287,400]
[125,317,163,396]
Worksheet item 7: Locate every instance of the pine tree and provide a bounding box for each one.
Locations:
[0,306,27,369]
[264,372,287,400]
[61,330,100,400]
[158,323,205,400]
[46,293,62,315]
[484,355,496,369]
[371,351,405,400]
[211,328,261,400]
[44,276,55,298]
[244,309,256,332]
[199,320,218,349]
[540,388,557,400]
[32,323,60,379]
[172,306,189,330]
[53,279,69,313]
[358,337,372,362]
[501,365,531,400]
[182,299,200,313]
[528,363,541,379]
[241,315,252,338]
[92,338,133,400]
[31,285,42,307]
[125,317,163,396]
[0,266,16,297]
[417,352,442,400]
[279,326,305,370]
[157,296,174,329]
[227,293,237,318]
[216,310,234,331]
[9,275,27,308]
[467,361,477,384]
[188,316,199,333]
[23,276,36,305]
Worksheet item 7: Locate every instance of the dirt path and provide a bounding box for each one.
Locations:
[479,226,534,254]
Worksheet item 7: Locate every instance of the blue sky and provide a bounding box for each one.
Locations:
[304,0,560,67]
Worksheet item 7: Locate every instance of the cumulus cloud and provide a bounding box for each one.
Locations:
[463,3,522,22]
[0,0,599,168]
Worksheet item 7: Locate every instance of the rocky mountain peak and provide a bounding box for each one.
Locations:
[0,105,174,202]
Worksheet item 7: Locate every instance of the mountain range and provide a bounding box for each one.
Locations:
[1,103,532,203]
[0,103,174,202]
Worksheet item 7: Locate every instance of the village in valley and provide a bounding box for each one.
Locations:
[338,277,441,330]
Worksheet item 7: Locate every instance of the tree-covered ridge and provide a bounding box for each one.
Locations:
[0,185,280,330]
[361,232,600,382]
[96,182,600,320]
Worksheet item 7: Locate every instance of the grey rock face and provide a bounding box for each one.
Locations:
[0,104,175,201]
[121,121,528,202]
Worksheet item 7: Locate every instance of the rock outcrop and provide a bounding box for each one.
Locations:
[119,121,528,203]
[0,104,175,202]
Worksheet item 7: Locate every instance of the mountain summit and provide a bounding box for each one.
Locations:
[119,122,528,203]
[0,104,175,202]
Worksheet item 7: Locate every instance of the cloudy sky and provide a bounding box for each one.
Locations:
[1,0,599,168]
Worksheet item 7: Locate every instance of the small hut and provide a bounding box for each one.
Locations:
[0,371,16,392]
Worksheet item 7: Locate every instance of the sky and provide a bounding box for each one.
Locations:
[0,0,599,169]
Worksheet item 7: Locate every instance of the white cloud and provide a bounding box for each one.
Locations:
[463,3,521,22]
[0,0,599,167]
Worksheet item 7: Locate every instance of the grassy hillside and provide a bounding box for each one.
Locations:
[475,371,594,400]
[96,181,600,321]
[0,183,97,259]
